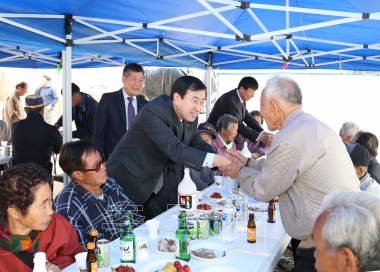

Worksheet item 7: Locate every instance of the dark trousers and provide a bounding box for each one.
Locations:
[140,195,163,221]
[291,238,301,264]
[290,247,317,272]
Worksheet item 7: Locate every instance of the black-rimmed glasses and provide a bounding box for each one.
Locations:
[79,155,105,173]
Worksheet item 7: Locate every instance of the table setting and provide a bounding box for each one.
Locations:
[63,179,290,272]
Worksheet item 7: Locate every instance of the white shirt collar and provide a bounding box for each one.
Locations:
[236,89,244,104]
[122,89,136,101]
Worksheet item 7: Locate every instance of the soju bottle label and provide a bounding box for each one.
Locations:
[120,241,134,261]
[187,238,191,254]
[175,238,180,257]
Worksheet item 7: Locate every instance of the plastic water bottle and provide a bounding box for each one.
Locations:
[222,198,235,244]
[33,252,47,272]
[235,189,248,232]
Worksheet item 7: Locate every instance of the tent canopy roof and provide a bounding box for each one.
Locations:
[1,0,380,70]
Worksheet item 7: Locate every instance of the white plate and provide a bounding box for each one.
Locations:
[229,189,239,195]
[107,263,141,272]
[140,259,195,272]
[207,193,226,199]
[190,242,232,261]
[199,266,242,272]
[150,238,176,255]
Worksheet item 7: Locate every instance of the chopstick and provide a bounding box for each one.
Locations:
[232,247,275,257]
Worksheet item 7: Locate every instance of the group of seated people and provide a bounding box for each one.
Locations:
[1,68,380,272]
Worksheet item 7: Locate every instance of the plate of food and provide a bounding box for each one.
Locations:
[197,202,215,210]
[108,263,141,272]
[199,266,242,272]
[141,259,195,272]
[215,199,236,207]
[207,192,225,199]
[190,242,232,261]
[150,238,177,255]
[229,188,240,195]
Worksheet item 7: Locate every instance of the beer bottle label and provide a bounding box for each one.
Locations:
[90,261,98,272]
[120,241,134,260]
[247,228,256,241]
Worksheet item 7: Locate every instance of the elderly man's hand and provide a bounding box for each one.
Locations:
[219,150,247,179]
[259,132,274,146]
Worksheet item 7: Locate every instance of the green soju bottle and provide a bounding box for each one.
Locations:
[120,211,136,263]
[175,211,191,261]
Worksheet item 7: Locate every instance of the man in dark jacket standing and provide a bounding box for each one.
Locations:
[107,76,231,220]
[207,76,273,146]
[93,63,148,160]
[55,83,98,140]
[11,95,62,166]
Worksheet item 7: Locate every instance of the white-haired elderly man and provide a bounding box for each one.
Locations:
[339,121,360,143]
[219,76,360,272]
[313,191,380,272]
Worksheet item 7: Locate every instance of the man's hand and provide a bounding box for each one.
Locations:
[226,149,248,165]
[219,151,245,179]
[259,132,274,146]
[212,154,232,168]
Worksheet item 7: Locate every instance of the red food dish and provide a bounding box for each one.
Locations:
[111,264,136,272]
[197,203,212,210]
[210,192,222,198]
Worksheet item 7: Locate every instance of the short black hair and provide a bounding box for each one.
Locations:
[170,76,207,99]
[123,63,144,77]
[43,75,51,81]
[15,81,27,89]
[59,140,98,178]
[352,131,379,157]
[61,83,81,96]
[238,77,258,91]
[0,163,51,216]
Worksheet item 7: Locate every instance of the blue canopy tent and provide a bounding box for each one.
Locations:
[1,0,380,183]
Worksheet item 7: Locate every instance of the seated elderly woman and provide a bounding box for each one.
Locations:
[0,163,84,272]
[212,114,238,154]
[313,191,380,272]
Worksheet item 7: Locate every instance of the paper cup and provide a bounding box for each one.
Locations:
[136,237,149,260]
[75,252,87,272]
[214,176,223,187]
[146,219,160,239]
[197,191,203,203]
[223,176,237,189]
[97,239,110,268]
[1,141,7,147]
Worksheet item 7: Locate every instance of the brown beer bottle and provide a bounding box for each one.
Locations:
[89,229,99,254]
[268,200,275,223]
[247,213,256,243]
[86,242,98,272]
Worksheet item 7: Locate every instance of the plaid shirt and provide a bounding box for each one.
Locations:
[54,177,144,248]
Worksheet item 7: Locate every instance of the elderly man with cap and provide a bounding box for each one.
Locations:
[344,142,380,195]
[189,122,218,190]
[11,95,62,167]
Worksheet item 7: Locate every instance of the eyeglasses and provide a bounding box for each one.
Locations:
[79,155,105,173]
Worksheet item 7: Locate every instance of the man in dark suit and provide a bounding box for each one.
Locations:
[207,76,273,146]
[106,76,231,220]
[55,83,98,140]
[351,131,380,184]
[93,63,148,160]
[11,95,62,166]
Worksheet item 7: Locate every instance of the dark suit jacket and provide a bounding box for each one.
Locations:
[368,158,380,184]
[12,111,62,165]
[106,94,216,206]
[93,89,148,160]
[207,89,263,142]
[56,92,98,140]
